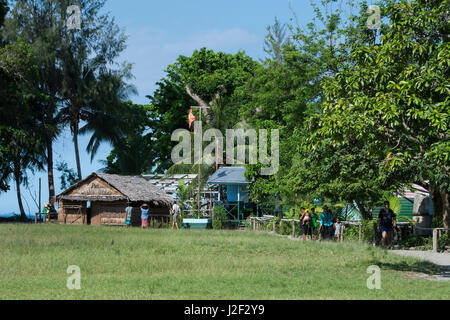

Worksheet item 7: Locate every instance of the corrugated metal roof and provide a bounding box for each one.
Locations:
[207,167,250,185]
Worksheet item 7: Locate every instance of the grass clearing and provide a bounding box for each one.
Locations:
[0,224,449,300]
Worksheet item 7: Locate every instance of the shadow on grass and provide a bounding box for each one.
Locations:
[375,260,450,279]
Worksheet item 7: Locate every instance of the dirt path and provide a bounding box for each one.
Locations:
[391,250,450,281]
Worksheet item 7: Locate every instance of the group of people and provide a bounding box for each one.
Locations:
[297,201,397,248]
[36,202,52,223]
[122,200,397,250]
[125,202,182,230]
[298,206,343,241]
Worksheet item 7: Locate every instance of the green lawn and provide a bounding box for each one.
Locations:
[0,224,448,300]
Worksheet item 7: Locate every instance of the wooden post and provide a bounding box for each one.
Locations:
[292,221,296,238]
[372,223,377,246]
[273,219,276,233]
[358,224,362,243]
[433,228,438,253]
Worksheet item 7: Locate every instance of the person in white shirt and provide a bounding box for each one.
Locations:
[171,202,181,230]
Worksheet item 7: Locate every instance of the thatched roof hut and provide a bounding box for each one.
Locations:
[57,173,174,226]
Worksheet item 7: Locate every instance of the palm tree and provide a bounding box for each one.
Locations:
[79,71,137,162]
[59,60,135,179]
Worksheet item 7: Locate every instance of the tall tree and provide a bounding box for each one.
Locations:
[240,0,354,207]
[0,39,46,217]
[312,0,450,227]
[4,0,133,203]
[4,0,65,206]
[116,48,259,175]
[263,17,290,64]
[101,102,156,175]
[54,0,133,180]
[0,0,7,43]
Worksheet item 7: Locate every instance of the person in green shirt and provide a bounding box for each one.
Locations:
[42,203,50,223]
[309,208,319,241]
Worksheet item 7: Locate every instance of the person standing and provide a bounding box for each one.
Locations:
[140,203,149,229]
[301,209,312,240]
[299,207,308,240]
[125,203,133,229]
[334,218,344,242]
[378,201,397,249]
[171,202,181,230]
[309,208,319,241]
[42,203,50,223]
[320,206,334,240]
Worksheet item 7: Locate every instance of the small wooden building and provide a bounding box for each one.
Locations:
[56,173,174,226]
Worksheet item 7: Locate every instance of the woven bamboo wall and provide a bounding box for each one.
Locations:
[91,201,126,226]
[58,200,87,224]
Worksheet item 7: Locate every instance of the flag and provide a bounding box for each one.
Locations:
[188,109,196,128]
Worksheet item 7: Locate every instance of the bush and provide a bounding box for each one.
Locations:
[438,232,449,252]
[344,220,377,243]
[213,205,227,230]
[399,234,432,249]
[266,217,280,233]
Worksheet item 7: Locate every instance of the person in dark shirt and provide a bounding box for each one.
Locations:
[378,201,397,249]
[320,206,334,240]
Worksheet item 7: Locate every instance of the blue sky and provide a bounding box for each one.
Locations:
[0,0,348,215]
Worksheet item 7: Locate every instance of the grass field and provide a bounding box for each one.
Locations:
[0,224,449,300]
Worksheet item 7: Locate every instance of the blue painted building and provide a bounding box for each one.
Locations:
[207,167,253,222]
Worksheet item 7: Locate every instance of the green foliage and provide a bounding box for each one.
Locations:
[5,0,134,180]
[167,47,258,108]
[399,234,433,250]
[212,205,227,230]
[0,39,46,216]
[101,102,156,175]
[438,233,449,253]
[432,215,444,228]
[0,0,7,43]
[387,196,401,215]
[56,161,79,190]
[312,0,449,225]
[176,180,193,206]
[12,213,31,222]
[240,0,393,210]
[344,220,378,243]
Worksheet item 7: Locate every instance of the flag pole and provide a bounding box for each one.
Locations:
[191,106,208,218]
[198,107,201,218]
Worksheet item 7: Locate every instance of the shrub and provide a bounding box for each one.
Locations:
[399,234,432,249]
[213,205,227,230]
[344,220,377,243]
[266,217,280,232]
[438,233,449,252]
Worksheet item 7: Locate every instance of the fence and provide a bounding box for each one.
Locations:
[247,217,449,252]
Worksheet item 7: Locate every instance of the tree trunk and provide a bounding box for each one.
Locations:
[431,187,450,233]
[431,188,443,220]
[47,138,55,206]
[72,122,82,180]
[355,200,371,220]
[14,161,26,218]
[440,190,450,232]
